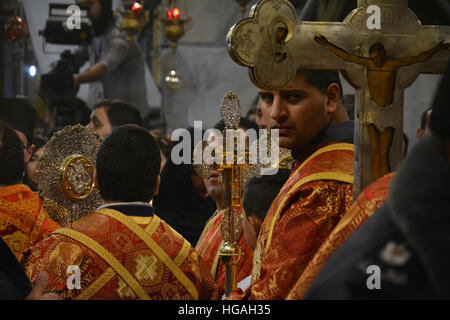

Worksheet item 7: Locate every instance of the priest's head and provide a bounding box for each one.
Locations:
[94,124,161,204]
[257,69,349,153]
[203,117,259,209]
[0,121,25,186]
[87,99,142,138]
[0,98,37,165]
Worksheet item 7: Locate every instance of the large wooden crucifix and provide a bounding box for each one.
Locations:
[226,0,450,196]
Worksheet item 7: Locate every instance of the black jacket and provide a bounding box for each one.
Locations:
[0,237,32,299]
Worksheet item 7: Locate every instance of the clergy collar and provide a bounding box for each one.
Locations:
[291,121,354,160]
[98,202,154,217]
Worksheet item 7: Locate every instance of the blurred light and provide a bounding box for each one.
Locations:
[173,8,180,20]
[167,9,173,20]
[27,65,37,77]
[165,69,183,90]
[131,2,143,13]
[5,15,29,41]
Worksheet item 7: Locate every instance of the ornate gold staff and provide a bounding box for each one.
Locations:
[193,92,292,296]
[216,92,252,297]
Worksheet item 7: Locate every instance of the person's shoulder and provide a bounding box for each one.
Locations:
[69,211,112,238]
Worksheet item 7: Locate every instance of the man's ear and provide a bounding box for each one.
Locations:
[93,169,99,189]
[325,83,340,115]
[25,144,35,163]
[153,174,161,196]
[248,215,263,235]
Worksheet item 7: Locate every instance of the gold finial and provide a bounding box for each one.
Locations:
[220,91,241,130]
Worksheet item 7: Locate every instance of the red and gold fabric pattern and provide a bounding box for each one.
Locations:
[0,184,60,259]
[21,208,218,300]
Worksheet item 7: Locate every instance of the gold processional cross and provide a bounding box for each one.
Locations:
[194,92,283,296]
[226,0,450,196]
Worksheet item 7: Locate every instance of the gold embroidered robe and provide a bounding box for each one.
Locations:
[195,209,254,297]
[21,208,218,300]
[228,143,354,300]
[286,172,395,299]
[0,184,60,259]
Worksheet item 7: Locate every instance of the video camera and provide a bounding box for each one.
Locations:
[39,3,92,46]
[40,50,82,130]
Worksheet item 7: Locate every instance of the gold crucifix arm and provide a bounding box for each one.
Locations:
[390,41,450,67]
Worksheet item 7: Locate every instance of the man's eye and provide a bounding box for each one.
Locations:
[259,93,273,104]
[286,94,304,103]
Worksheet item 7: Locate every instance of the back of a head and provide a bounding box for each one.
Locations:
[0,98,37,144]
[96,124,160,202]
[243,169,291,221]
[94,99,142,130]
[0,120,25,186]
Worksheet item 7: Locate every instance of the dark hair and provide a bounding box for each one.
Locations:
[0,120,25,185]
[245,94,260,120]
[297,69,343,100]
[94,99,142,129]
[99,0,113,19]
[214,117,260,133]
[74,98,91,126]
[245,107,256,119]
[243,169,290,221]
[420,107,433,130]
[96,124,161,202]
[31,136,48,151]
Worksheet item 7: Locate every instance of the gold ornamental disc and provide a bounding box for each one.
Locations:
[59,154,95,200]
[37,125,103,225]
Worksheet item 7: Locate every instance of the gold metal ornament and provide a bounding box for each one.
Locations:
[118,1,150,43]
[37,125,103,226]
[160,1,192,91]
[164,69,184,90]
[59,154,95,200]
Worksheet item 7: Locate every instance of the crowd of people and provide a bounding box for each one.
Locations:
[0,59,448,300]
[0,0,449,301]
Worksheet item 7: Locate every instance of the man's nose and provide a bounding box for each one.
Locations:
[270,95,288,124]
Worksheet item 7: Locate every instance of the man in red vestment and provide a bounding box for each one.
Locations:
[21,125,217,300]
[0,121,59,259]
[228,69,355,300]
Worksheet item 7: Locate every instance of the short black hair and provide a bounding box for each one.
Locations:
[94,99,142,129]
[297,69,343,100]
[243,169,290,221]
[96,124,161,202]
[0,120,25,185]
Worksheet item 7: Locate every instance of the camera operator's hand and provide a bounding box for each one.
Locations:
[72,63,107,87]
